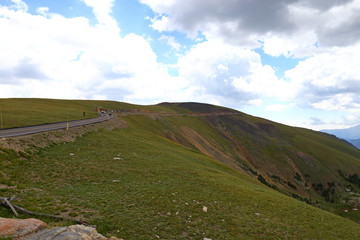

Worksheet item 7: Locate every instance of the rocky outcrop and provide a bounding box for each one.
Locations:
[0,218,121,240]
[0,217,47,238]
[23,224,121,240]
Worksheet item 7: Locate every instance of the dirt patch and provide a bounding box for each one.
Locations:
[0,116,127,153]
[179,126,244,172]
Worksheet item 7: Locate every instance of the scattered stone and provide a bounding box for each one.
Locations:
[255,212,261,216]
[203,206,208,213]
[112,180,120,183]
[0,217,47,238]
[69,153,75,156]
[353,208,358,211]
[344,210,349,213]
[113,157,122,160]
[203,238,212,240]
[22,224,120,240]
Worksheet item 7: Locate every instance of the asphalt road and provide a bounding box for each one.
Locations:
[0,114,114,138]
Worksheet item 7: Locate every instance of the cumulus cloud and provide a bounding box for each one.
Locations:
[142,0,360,51]
[176,40,293,107]
[143,0,297,48]
[285,46,360,112]
[0,1,187,103]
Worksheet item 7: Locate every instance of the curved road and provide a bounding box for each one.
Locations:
[0,114,114,138]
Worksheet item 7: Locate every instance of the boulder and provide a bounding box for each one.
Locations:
[22,224,121,240]
[0,217,47,238]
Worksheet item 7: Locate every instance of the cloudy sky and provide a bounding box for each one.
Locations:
[1,0,360,130]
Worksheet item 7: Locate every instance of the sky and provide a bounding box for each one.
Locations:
[1,0,360,130]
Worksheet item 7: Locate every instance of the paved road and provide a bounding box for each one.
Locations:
[0,114,114,138]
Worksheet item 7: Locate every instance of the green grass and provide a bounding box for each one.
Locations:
[1,115,360,239]
[0,98,176,129]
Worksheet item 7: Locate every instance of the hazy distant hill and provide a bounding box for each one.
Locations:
[348,138,360,149]
[322,124,360,149]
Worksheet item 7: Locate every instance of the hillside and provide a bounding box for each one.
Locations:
[155,103,360,201]
[1,99,360,239]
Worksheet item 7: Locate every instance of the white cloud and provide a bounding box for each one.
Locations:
[158,35,181,51]
[0,2,187,104]
[176,40,293,107]
[285,45,360,110]
[80,0,119,33]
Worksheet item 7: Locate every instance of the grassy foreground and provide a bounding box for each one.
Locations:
[1,113,360,239]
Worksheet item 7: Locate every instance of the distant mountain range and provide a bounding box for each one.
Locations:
[322,124,360,149]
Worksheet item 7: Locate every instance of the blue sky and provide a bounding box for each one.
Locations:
[1,0,360,130]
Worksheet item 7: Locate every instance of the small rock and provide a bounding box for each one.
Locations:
[69,153,75,156]
[344,210,349,213]
[203,206,208,213]
[112,180,120,183]
[0,217,47,238]
[203,238,212,240]
[113,157,122,160]
[255,212,261,216]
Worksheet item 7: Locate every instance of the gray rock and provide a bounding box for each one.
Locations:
[22,224,120,240]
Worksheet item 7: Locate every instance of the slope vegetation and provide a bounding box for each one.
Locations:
[151,103,360,202]
[0,99,360,239]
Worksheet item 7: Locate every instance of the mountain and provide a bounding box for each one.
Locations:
[1,99,360,239]
[155,103,360,200]
[322,124,360,139]
[349,138,360,149]
[322,124,360,149]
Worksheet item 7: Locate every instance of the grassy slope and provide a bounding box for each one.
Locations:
[1,99,360,239]
[154,103,360,194]
[1,115,360,239]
